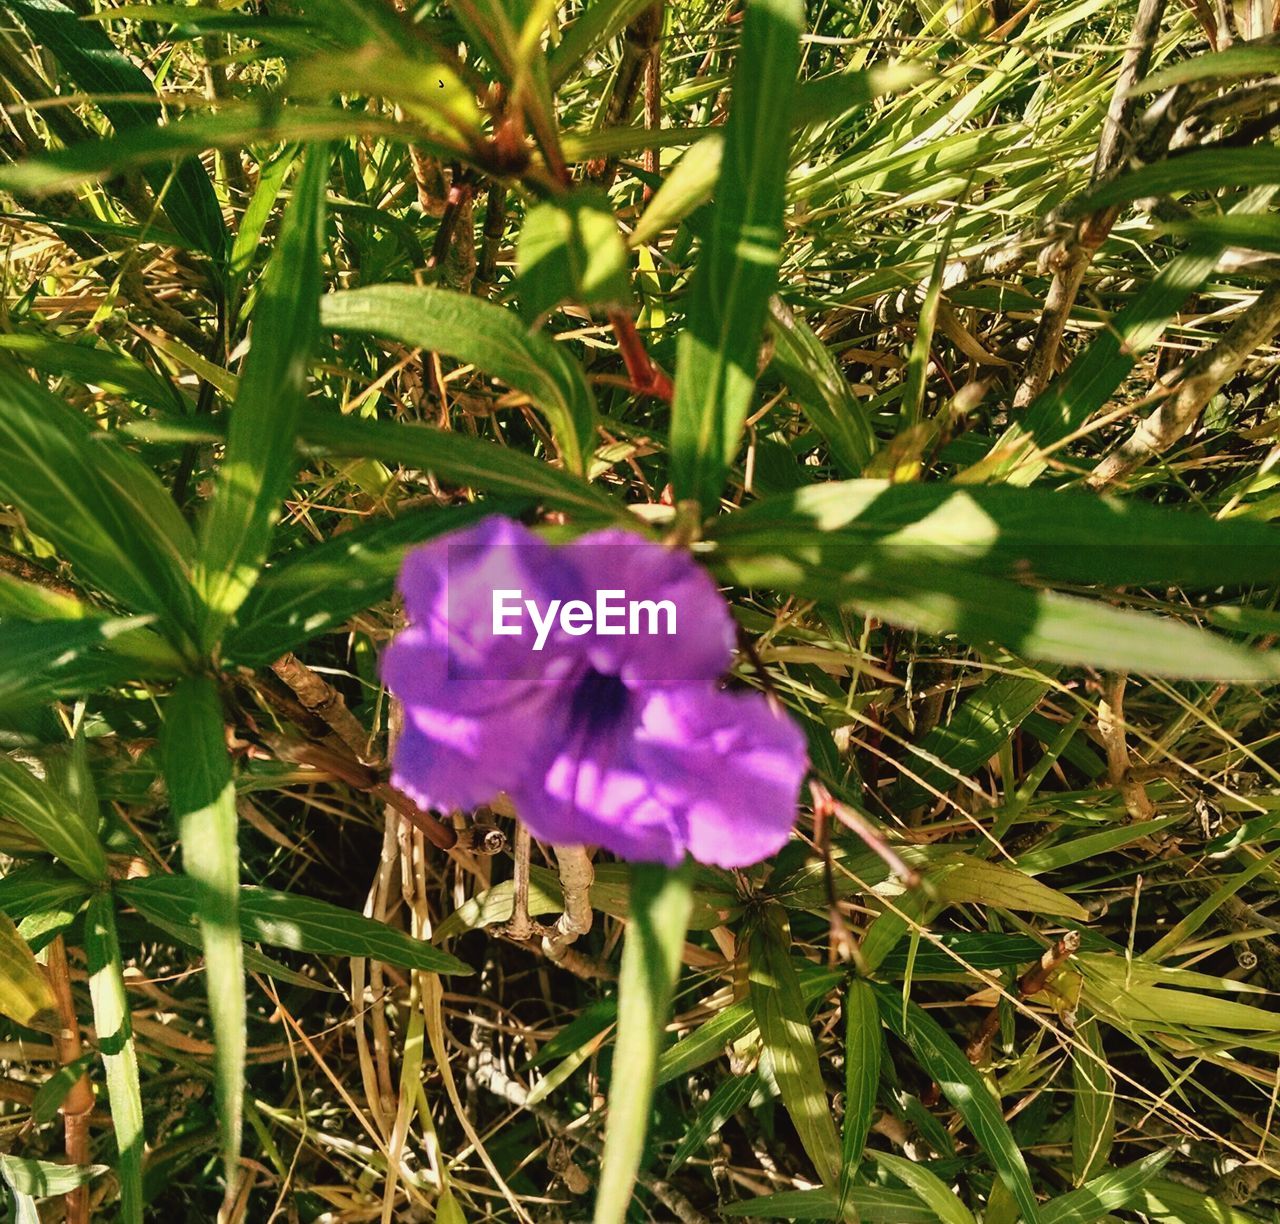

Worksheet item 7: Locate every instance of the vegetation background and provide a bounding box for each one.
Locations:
[1,0,1280,1219]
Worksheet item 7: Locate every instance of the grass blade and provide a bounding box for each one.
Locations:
[669,0,803,510]
[594,860,693,1224]
[748,906,842,1187]
[84,891,144,1224]
[195,144,329,650]
[839,977,881,1206]
[0,363,199,646]
[160,677,244,1198]
[320,286,598,476]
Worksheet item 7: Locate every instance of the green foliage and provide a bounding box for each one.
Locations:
[1,0,1279,1218]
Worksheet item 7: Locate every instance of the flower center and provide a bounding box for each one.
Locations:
[568,668,630,731]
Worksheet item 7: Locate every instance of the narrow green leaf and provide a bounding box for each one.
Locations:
[667,1071,760,1176]
[873,1151,976,1224]
[656,967,844,1085]
[516,188,632,321]
[975,235,1224,483]
[229,146,298,312]
[1138,45,1280,91]
[196,145,329,649]
[839,977,881,1204]
[0,1153,107,1199]
[871,982,1041,1223]
[1044,1151,1172,1224]
[0,911,57,1032]
[0,334,185,413]
[710,479,1280,590]
[0,362,199,644]
[888,672,1049,808]
[7,0,227,258]
[548,0,656,86]
[1070,149,1280,215]
[84,892,144,1224]
[712,551,1280,682]
[0,617,158,713]
[120,876,473,976]
[934,858,1090,921]
[1070,1014,1115,1186]
[224,502,513,665]
[749,907,841,1187]
[31,1054,94,1126]
[160,677,243,1194]
[669,0,803,510]
[0,106,413,198]
[299,412,621,519]
[320,286,598,476]
[594,860,693,1224]
[0,754,107,883]
[767,301,877,477]
[719,1184,937,1220]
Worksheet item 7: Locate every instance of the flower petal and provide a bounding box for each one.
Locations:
[565,528,736,687]
[397,515,579,674]
[384,626,562,812]
[513,680,806,868]
[635,687,808,869]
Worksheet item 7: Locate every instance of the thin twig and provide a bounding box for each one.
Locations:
[1012,0,1167,408]
[1088,282,1280,488]
[46,936,94,1224]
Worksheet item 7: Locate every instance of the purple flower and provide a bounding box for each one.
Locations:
[382,517,807,868]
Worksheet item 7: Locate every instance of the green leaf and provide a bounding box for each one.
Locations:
[667,1070,760,1176]
[767,301,877,477]
[0,617,159,713]
[224,502,513,666]
[594,860,693,1224]
[1070,149,1280,215]
[0,911,57,1032]
[31,1054,94,1126]
[0,106,415,198]
[0,753,107,883]
[1138,44,1280,91]
[839,977,881,1205]
[0,362,199,645]
[934,858,1090,921]
[0,1153,107,1199]
[0,334,185,413]
[120,875,473,976]
[320,286,598,477]
[709,479,1280,590]
[195,144,329,650]
[886,671,1049,808]
[84,892,144,1224]
[871,982,1041,1223]
[974,235,1225,483]
[656,967,844,1085]
[872,1151,976,1224]
[228,146,298,313]
[299,412,620,519]
[0,863,91,929]
[719,1184,937,1220]
[668,0,803,510]
[712,550,1280,682]
[7,0,226,258]
[1070,1014,1115,1186]
[161,677,243,1193]
[748,906,841,1186]
[517,187,632,321]
[548,0,656,86]
[433,861,736,940]
[1044,1151,1172,1224]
